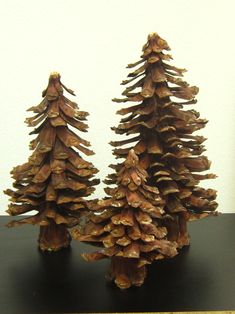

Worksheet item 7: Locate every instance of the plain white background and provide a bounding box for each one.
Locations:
[0,0,235,214]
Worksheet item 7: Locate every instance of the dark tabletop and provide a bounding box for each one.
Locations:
[0,214,235,313]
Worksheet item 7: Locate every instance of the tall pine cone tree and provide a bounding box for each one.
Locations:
[73,149,178,289]
[4,72,99,251]
[73,32,218,289]
[106,32,218,247]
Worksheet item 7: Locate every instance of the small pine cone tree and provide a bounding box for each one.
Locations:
[73,149,178,289]
[4,72,99,252]
[106,33,218,247]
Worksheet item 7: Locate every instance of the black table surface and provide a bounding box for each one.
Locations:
[0,214,235,314]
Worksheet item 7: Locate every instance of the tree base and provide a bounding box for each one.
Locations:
[39,222,71,252]
[109,256,147,289]
[165,215,190,249]
[177,232,190,248]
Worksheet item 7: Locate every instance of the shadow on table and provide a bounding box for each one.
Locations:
[7,246,79,313]
[103,245,217,313]
[7,243,217,313]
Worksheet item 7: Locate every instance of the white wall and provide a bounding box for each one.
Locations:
[0,0,235,214]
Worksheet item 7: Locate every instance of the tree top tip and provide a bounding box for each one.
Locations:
[50,71,60,78]
[125,149,139,168]
[148,32,158,39]
[146,32,170,51]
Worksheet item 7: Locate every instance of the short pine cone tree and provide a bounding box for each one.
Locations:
[73,149,178,289]
[106,32,218,247]
[4,72,99,252]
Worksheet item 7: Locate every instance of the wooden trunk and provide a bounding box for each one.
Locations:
[39,221,71,252]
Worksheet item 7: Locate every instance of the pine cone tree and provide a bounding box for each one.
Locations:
[107,32,218,247]
[73,149,178,289]
[4,72,99,252]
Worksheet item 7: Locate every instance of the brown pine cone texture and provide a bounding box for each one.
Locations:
[73,149,178,289]
[74,32,218,289]
[107,33,218,245]
[4,72,99,251]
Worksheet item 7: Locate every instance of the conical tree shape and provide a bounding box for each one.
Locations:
[73,150,178,289]
[4,72,99,251]
[106,33,218,247]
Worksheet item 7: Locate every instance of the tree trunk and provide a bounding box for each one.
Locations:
[109,256,147,289]
[39,221,71,252]
[178,214,190,248]
[165,215,190,248]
